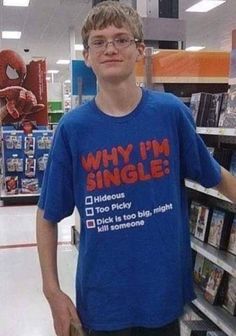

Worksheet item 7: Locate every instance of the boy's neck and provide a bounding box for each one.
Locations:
[95,83,142,117]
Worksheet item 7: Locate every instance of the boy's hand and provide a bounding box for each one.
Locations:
[46,289,81,336]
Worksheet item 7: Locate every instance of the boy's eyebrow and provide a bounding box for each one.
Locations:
[90,32,132,40]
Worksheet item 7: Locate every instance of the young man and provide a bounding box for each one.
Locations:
[36,2,236,336]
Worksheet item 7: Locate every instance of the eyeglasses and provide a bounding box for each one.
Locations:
[87,37,141,52]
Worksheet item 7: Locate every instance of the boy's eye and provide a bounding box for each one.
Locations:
[116,38,129,44]
[92,40,105,47]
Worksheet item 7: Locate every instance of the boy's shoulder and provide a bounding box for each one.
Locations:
[146,89,183,105]
[60,100,95,125]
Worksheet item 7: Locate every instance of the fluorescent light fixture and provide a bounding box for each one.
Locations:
[2,31,21,39]
[56,59,70,65]
[46,77,51,81]
[186,0,226,12]
[185,46,206,51]
[3,0,30,6]
[64,80,71,83]
[75,44,84,51]
[47,70,59,74]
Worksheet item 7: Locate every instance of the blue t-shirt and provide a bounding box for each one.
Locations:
[38,89,221,330]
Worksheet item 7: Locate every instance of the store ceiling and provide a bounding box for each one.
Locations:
[0,0,236,83]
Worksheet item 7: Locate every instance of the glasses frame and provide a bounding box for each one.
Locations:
[85,37,142,52]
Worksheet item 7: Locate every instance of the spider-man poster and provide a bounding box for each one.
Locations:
[0,49,48,126]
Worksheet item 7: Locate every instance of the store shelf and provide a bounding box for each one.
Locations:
[197,127,236,136]
[191,236,236,277]
[48,111,64,114]
[185,179,232,203]
[193,286,236,336]
[0,193,40,198]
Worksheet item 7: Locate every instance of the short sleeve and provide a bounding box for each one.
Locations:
[178,102,222,188]
[38,122,75,223]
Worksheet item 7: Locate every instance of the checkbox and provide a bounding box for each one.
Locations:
[86,207,94,216]
[86,219,96,229]
[85,196,93,205]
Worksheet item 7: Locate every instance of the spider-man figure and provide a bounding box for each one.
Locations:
[0,49,44,122]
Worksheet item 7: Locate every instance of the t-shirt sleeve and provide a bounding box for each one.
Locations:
[177,101,222,188]
[38,122,75,223]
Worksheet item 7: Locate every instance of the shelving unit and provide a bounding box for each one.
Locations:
[197,127,236,136]
[193,286,236,336]
[0,127,53,205]
[186,126,236,335]
[138,49,236,334]
[185,179,232,203]
[191,236,236,277]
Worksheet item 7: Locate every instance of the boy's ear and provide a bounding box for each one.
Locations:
[83,49,91,67]
[136,42,145,62]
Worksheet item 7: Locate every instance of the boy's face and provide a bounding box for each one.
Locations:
[83,25,144,84]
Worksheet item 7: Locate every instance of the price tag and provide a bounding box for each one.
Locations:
[218,128,224,135]
[204,188,209,194]
[230,267,236,277]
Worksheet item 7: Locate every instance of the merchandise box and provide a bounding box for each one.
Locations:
[194,205,211,242]
[5,175,18,194]
[193,253,205,286]
[182,319,219,336]
[189,93,212,127]
[218,93,229,127]
[189,201,202,235]
[207,209,233,250]
[71,225,80,250]
[227,215,236,255]
[229,150,236,177]
[2,128,53,195]
[218,85,236,128]
[222,274,236,316]
[203,93,223,127]
[204,263,224,305]
[200,258,214,291]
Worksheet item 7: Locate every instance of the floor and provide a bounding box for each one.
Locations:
[0,204,77,336]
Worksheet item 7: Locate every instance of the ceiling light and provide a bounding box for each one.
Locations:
[186,0,226,12]
[185,46,206,51]
[2,31,21,39]
[47,70,59,74]
[75,44,84,51]
[3,0,30,6]
[56,60,70,65]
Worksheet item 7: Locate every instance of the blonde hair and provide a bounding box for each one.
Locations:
[81,1,143,48]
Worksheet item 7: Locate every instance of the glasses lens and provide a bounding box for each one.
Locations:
[91,39,106,49]
[114,37,131,49]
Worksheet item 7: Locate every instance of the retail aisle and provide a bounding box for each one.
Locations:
[0,205,77,336]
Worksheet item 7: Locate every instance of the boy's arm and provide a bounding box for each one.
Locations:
[36,207,80,336]
[215,166,236,204]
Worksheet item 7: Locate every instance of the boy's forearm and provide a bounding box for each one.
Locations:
[215,166,236,204]
[36,207,60,298]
